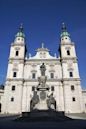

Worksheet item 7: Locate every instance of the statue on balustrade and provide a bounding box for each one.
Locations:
[47,93,56,110]
[30,91,39,111]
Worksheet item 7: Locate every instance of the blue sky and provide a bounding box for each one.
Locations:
[0,0,86,88]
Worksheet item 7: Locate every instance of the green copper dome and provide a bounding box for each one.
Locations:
[15,24,25,38]
[60,31,70,37]
[60,23,70,38]
[16,31,25,38]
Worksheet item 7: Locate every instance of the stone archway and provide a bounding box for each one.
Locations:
[0,103,2,112]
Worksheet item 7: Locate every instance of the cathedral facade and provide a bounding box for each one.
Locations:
[1,24,86,114]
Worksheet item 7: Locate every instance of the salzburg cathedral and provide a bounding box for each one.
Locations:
[0,23,86,114]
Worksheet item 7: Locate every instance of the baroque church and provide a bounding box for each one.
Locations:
[0,23,86,114]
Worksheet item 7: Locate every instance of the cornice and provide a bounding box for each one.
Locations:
[26,58,60,61]
[9,58,24,61]
[25,59,61,65]
[62,78,81,81]
[6,78,62,82]
[23,78,62,82]
[11,43,25,47]
[60,42,75,46]
[82,90,86,93]
[6,78,24,82]
[8,58,25,64]
[61,57,78,63]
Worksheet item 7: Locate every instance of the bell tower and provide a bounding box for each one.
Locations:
[59,23,83,113]
[60,23,77,59]
[2,25,26,114]
[9,24,26,60]
[7,24,26,79]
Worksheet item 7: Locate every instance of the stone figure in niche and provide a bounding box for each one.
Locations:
[40,63,46,76]
[47,93,56,110]
[30,91,39,111]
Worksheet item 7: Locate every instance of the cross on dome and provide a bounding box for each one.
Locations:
[42,42,44,48]
[19,23,24,32]
[62,22,67,32]
[15,23,25,38]
[60,22,70,38]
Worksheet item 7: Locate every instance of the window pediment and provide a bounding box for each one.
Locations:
[49,70,55,72]
[12,68,18,71]
[68,68,74,71]
[31,70,37,73]
[15,47,20,50]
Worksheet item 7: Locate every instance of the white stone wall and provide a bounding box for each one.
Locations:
[60,36,83,113]
[82,90,86,113]
[9,44,25,59]
[24,60,62,80]
[2,81,23,114]
[63,81,83,113]
[60,43,76,58]
[2,30,86,114]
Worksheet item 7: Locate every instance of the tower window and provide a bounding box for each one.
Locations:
[32,73,36,79]
[71,85,75,91]
[13,72,17,77]
[72,97,76,102]
[50,73,54,79]
[18,38,20,40]
[12,85,15,91]
[15,51,19,56]
[32,86,35,91]
[67,50,70,55]
[11,97,14,102]
[51,86,54,91]
[69,72,73,77]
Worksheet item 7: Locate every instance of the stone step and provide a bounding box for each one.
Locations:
[16,110,72,122]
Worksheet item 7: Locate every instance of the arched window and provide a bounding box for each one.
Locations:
[69,71,73,77]
[15,51,19,56]
[71,85,75,91]
[11,97,14,102]
[51,86,54,91]
[72,97,76,102]
[50,73,54,79]
[67,50,70,55]
[32,73,36,79]
[13,72,17,77]
[12,85,15,91]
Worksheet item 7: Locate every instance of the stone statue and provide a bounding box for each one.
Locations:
[47,93,56,110]
[38,76,47,87]
[30,91,39,111]
[40,63,46,76]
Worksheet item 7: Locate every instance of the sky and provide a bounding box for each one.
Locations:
[0,0,86,88]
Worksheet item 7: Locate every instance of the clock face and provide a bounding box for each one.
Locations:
[40,91,46,100]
